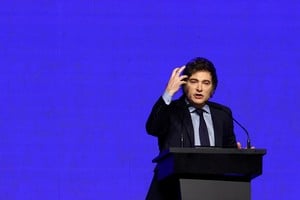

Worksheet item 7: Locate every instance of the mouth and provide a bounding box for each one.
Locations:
[194,94,204,99]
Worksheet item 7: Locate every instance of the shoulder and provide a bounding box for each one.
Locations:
[170,95,187,109]
[207,101,232,114]
[151,95,186,113]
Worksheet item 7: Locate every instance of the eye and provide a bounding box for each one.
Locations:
[189,79,198,84]
[203,80,211,85]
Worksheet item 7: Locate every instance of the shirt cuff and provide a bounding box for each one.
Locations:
[162,91,172,105]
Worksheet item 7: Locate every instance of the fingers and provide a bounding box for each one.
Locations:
[237,142,242,149]
[173,66,188,83]
[237,141,255,149]
[177,65,186,74]
[166,66,187,96]
[171,68,178,77]
[171,66,186,78]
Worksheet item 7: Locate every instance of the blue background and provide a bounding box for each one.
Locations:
[1,0,299,199]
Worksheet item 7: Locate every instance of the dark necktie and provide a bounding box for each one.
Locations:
[196,109,210,146]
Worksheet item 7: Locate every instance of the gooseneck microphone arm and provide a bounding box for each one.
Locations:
[208,102,252,149]
[230,117,251,149]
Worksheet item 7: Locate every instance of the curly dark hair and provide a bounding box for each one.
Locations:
[182,57,218,91]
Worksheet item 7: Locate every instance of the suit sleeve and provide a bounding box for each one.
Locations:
[146,97,170,137]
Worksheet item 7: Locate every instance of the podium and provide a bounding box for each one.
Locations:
[152,147,266,200]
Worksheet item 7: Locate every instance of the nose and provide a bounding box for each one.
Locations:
[196,83,203,91]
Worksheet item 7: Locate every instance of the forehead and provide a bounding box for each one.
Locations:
[189,71,212,80]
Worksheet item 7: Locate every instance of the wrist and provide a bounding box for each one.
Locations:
[162,91,173,105]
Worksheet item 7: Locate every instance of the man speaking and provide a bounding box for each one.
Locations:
[145,57,238,199]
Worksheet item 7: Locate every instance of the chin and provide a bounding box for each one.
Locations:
[191,100,206,107]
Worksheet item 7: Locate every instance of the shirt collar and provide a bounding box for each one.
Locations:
[185,98,211,114]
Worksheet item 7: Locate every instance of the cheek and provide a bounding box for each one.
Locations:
[186,87,195,96]
[183,85,189,94]
[207,89,214,97]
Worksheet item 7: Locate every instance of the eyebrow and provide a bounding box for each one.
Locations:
[189,78,211,82]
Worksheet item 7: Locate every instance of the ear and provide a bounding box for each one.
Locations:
[209,89,215,98]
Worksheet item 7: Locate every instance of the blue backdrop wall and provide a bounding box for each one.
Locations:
[1,0,300,199]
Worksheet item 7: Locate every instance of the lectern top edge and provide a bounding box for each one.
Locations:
[153,147,266,163]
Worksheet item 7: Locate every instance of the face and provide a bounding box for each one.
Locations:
[183,71,214,108]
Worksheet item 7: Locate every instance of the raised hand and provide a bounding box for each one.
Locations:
[165,66,188,96]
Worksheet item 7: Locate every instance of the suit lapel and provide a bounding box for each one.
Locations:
[210,107,223,146]
[176,96,194,146]
[182,108,195,146]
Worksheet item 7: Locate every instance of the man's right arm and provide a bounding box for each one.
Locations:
[145,95,171,137]
[146,66,187,137]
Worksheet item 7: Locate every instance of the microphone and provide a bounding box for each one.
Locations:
[179,103,193,148]
[208,102,252,149]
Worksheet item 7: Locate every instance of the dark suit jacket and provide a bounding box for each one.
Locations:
[146,95,237,151]
[145,95,237,200]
